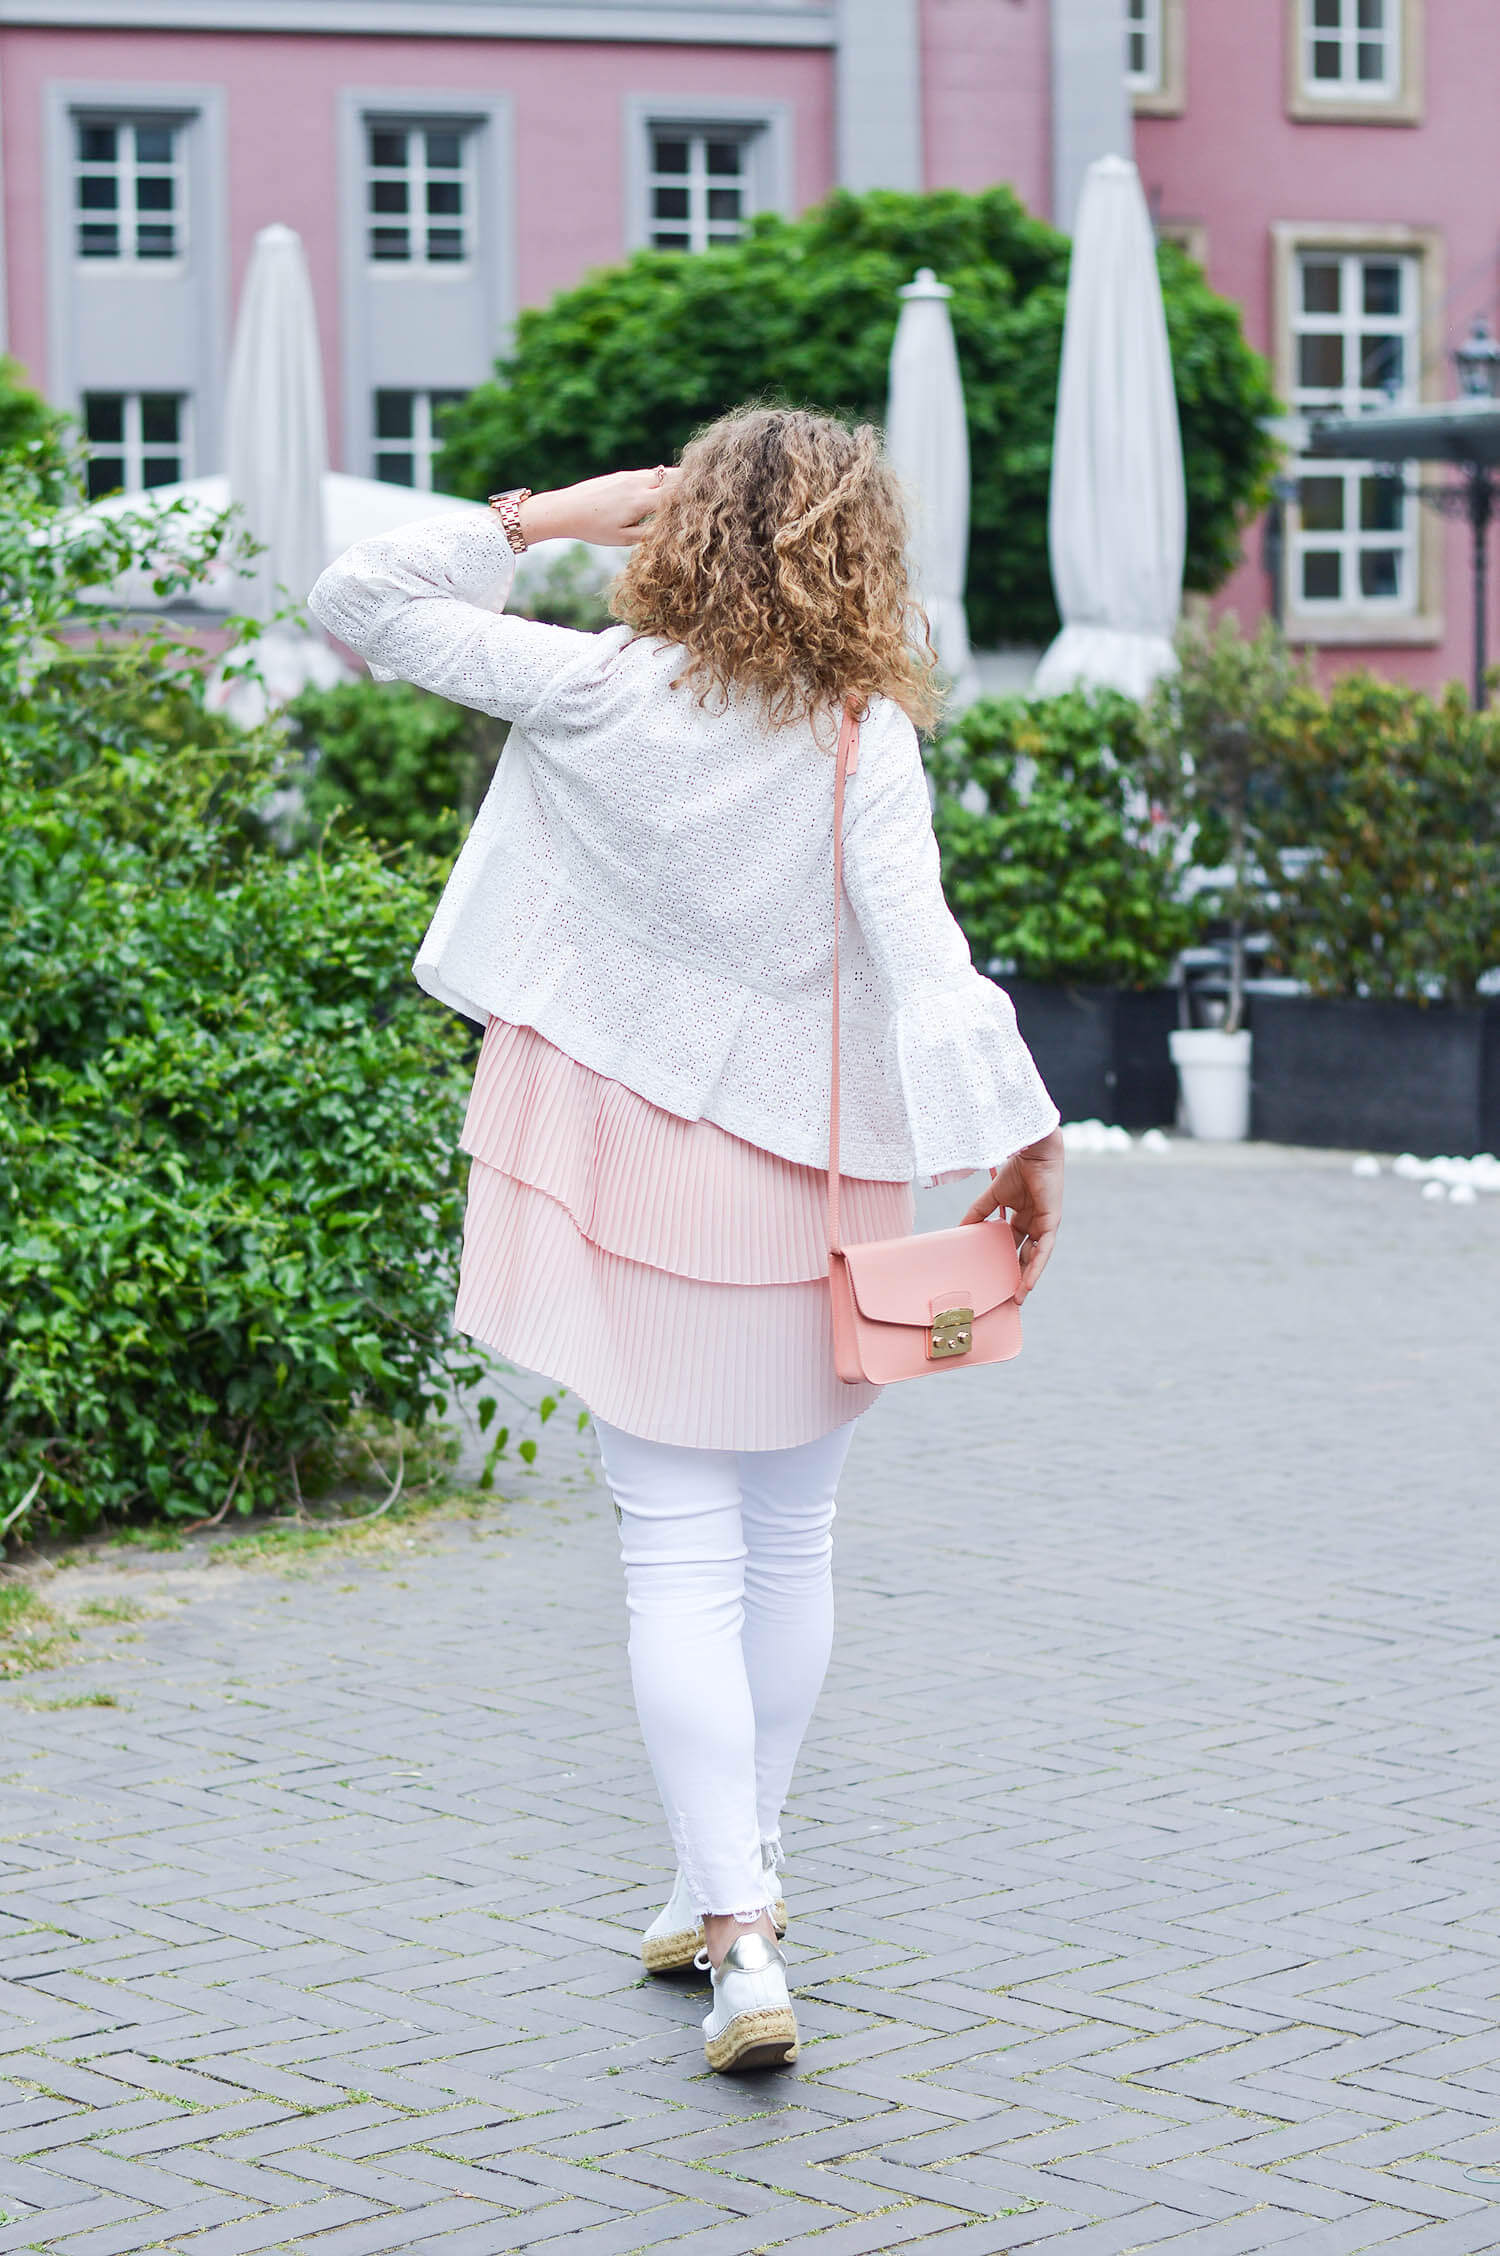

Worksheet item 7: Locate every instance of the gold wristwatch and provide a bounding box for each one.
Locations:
[487,487,532,554]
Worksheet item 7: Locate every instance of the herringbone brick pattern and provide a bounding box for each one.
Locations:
[3,1148,1499,2254]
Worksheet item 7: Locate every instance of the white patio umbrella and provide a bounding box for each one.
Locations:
[215,223,347,713]
[226,224,331,627]
[886,267,981,708]
[1032,155,1186,702]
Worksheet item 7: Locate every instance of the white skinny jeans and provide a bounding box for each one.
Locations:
[593,1415,858,1919]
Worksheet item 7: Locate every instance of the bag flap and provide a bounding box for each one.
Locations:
[841,1220,1021,1326]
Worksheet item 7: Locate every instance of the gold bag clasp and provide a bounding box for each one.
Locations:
[928,1305,974,1359]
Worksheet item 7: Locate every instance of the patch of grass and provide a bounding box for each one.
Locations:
[107,1526,185,1553]
[0,1583,77,1676]
[76,1597,148,1624]
[0,1584,43,1634]
[23,1690,122,1711]
[205,1474,473,1573]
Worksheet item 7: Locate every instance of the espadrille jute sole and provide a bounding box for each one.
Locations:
[704,2008,798,2072]
[641,1899,788,1975]
[642,1926,701,1973]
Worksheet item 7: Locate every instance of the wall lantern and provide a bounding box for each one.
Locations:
[1454,316,1500,401]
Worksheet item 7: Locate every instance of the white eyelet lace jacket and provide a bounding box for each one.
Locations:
[308,514,1058,1183]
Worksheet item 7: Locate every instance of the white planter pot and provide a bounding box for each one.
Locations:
[1169,1027,1252,1142]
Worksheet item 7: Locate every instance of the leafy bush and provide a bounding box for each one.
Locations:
[0,356,69,499]
[1,445,482,1544]
[927,690,1197,987]
[1259,673,1500,1004]
[511,541,614,632]
[284,679,503,859]
[280,544,610,859]
[1142,617,1306,1030]
[439,188,1275,646]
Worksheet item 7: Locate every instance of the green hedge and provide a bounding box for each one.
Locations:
[1,448,482,1543]
[438,187,1276,646]
[284,679,500,861]
[930,639,1500,1005]
[1260,672,1500,1005]
[927,689,1197,988]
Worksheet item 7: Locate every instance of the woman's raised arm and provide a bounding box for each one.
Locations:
[306,470,679,728]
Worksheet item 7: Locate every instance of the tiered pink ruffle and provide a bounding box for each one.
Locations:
[453,1017,914,1449]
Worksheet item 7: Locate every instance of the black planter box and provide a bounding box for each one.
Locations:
[1000,980,1179,1129]
[1250,994,1500,1156]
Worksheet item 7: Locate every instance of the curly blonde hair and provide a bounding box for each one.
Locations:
[611,406,943,733]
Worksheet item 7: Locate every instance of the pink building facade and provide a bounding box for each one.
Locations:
[1133,0,1500,693]
[0,0,1493,687]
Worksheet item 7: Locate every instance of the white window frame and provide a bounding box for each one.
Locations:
[73,111,187,268]
[1130,0,1186,117]
[1272,222,1444,645]
[1286,0,1423,122]
[1125,0,1162,94]
[371,387,463,491]
[1300,0,1399,99]
[364,116,477,270]
[645,126,757,254]
[44,83,228,477]
[82,388,191,497]
[336,89,513,487]
[623,95,791,256]
[1289,248,1417,619]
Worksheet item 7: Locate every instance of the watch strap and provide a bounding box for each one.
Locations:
[487,487,532,554]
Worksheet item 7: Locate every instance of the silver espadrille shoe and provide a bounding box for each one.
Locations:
[641,1848,788,1974]
[698,1930,798,2072]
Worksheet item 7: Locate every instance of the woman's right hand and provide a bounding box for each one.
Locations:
[518,468,680,550]
[960,1128,1064,1304]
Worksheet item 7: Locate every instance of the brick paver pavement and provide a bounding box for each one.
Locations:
[3,1144,1500,2255]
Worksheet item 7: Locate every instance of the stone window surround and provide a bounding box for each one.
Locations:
[1131,0,1186,119]
[42,77,228,470]
[1271,220,1445,646]
[336,87,514,486]
[1156,217,1207,273]
[621,94,791,257]
[1285,0,1425,126]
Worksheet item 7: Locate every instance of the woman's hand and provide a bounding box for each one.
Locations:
[518,468,680,550]
[960,1128,1064,1304]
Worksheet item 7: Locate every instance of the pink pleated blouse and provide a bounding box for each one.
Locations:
[453,1016,914,1450]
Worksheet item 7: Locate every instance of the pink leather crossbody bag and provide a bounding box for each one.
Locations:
[826,704,1024,1386]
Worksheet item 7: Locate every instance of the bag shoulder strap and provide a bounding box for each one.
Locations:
[828,702,860,1255]
[827,707,998,1263]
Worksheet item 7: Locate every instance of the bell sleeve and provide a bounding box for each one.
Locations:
[840,709,1060,1179]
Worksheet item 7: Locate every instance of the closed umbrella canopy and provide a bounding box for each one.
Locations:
[1033,155,1186,702]
[226,224,331,621]
[886,267,980,708]
[216,222,343,713]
